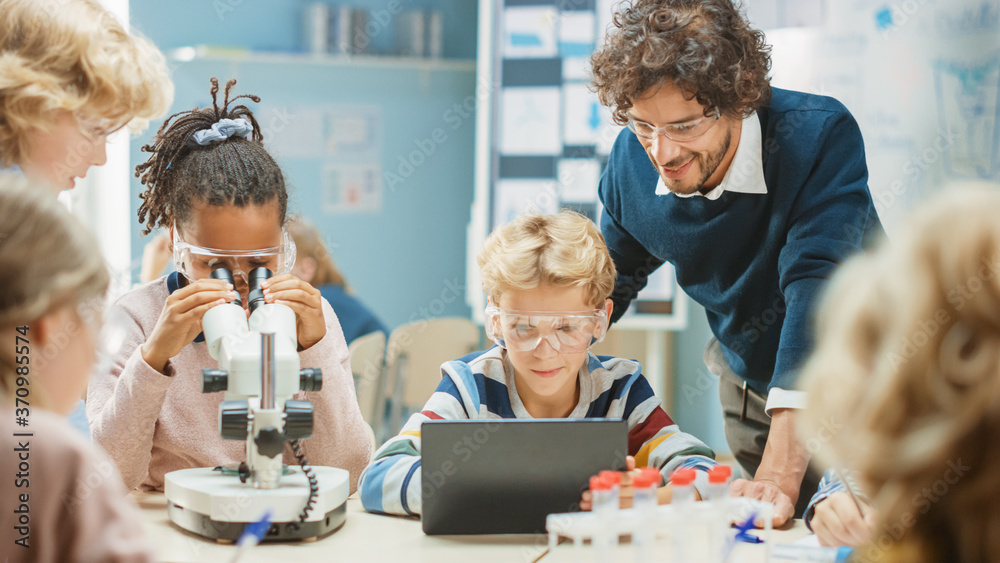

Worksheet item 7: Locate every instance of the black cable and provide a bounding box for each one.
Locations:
[289,439,319,523]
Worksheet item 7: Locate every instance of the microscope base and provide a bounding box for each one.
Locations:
[164,466,350,542]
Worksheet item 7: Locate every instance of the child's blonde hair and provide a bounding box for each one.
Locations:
[478,211,616,308]
[0,0,173,167]
[0,178,109,405]
[800,188,1000,563]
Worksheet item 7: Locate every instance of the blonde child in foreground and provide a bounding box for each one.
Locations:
[799,189,1000,563]
[0,183,154,562]
[359,211,716,516]
[0,0,172,193]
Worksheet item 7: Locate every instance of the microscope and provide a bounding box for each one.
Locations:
[165,267,350,541]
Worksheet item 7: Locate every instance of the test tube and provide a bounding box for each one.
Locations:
[670,467,697,561]
[670,467,697,504]
[599,470,622,508]
[708,465,732,501]
[707,465,733,561]
[632,468,660,562]
[590,475,615,563]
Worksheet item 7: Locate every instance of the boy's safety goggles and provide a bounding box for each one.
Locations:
[485,306,608,353]
[172,225,296,285]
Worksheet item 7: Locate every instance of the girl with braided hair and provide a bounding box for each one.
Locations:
[87,78,371,495]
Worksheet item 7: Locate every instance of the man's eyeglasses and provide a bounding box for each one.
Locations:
[626,110,720,143]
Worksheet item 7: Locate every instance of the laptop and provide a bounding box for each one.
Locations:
[420,418,628,535]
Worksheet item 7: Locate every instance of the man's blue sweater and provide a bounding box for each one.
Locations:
[599,88,884,394]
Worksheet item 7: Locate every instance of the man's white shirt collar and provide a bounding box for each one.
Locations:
[655,112,768,200]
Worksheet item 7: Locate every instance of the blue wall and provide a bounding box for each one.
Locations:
[128,1,478,329]
[130,0,477,58]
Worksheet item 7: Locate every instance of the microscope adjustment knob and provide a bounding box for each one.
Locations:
[254,428,285,459]
[299,367,323,392]
[284,400,314,440]
[202,369,229,393]
[219,400,250,440]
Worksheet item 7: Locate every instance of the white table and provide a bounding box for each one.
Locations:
[543,519,814,563]
[134,491,550,563]
[136,491,815,563]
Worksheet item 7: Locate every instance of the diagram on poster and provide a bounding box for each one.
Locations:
[263,104,384,214]
[322,163,382,214]
[493,179,559,230]
[503,6,558,58]
[934,56,1000,179]
[559,11,595,57]
[325,107,381,158]
[558,159,601,203]
[500,87,561,155]
[563,84,604,146]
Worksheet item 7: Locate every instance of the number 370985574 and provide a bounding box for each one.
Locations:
[14,326,30,414]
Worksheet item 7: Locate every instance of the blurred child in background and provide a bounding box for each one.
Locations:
[0,183,155,562]
[801,189,1000,563]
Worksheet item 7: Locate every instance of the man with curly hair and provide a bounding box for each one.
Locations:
[592,0,884,525]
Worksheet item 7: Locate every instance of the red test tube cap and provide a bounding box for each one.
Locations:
[599,470,622,485]
[670,467,696,486]
[708,465,732,484]
[590,475,608,491]
[640,468,661,485]
[633,471,657,489]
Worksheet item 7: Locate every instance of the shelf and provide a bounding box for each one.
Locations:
[168,48,477,72]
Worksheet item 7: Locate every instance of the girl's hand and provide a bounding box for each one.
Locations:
[142,278,237,373]
[260,274,327,350]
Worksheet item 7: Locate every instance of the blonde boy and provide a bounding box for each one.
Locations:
[0,0,173,192]
[359,211,716,516]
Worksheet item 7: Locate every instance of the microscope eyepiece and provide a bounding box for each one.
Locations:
[248,267,273,314]
[210,268,242,308]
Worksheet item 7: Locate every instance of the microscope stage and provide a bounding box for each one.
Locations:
[164,466,350,541]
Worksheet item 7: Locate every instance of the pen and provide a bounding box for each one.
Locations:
[733,510,763,544]
[833,466,866,516]
[228,509,274,563]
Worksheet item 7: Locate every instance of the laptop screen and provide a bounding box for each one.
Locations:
[421,419,628,535]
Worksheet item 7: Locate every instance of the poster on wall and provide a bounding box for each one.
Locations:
[474,0,685,330]
[321,163,382,214]
[265,104,384,214]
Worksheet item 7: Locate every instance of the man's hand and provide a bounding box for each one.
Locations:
[728,408,810,527]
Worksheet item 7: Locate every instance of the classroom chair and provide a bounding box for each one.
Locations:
[348,330,387,437]
[383,318,481,441]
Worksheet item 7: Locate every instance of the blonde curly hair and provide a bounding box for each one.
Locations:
[478,211,617,309]
[0,0,173,167]
[799,188,1000,563]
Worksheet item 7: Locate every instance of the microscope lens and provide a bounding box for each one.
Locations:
[248,267,272,314]
[211,268,242,308]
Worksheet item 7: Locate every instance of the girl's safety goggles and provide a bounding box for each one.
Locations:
[172,225,296,285]
[485,306,608,353]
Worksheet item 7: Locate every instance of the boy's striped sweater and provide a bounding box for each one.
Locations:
[359,346,717,516]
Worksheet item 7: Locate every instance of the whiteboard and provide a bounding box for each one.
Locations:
[747,0,1000,233]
